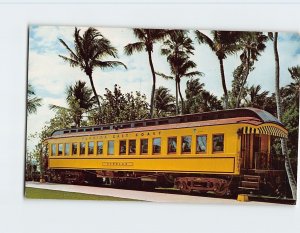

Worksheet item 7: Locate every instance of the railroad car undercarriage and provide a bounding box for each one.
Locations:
[46,168,286,197]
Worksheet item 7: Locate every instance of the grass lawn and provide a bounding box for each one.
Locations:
[25,187,138,201]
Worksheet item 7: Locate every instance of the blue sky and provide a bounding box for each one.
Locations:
[27,25,300,151]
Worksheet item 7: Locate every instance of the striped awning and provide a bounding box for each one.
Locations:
[241,125,288,138]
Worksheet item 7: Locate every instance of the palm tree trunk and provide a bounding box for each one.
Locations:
[88,74,101,121]
[175,78,179,115]
[218,58,228,109]
[147,50,156,118]
[178,80,184,114]
[274,32,297,200]
[236,56,251,108]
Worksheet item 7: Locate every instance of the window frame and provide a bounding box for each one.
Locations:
[119,140,127,155]
[196,134,207,154]
[167,137,177,154]
[79,142,86,155]
[88,141,94,155]
[97,141,103,155]
[152,137,161,155]
[51,144,57,156]
[128,139,136,155]
[212,134,225,153]
[72,142,78,155]
[58,143,63,156]
[181,135,192,154]
[108,140,115,155]
[65,143,70,156]
[140,138,149,155]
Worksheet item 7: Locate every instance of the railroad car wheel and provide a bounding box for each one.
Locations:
[180,181,192,194]
[214,181,229,196]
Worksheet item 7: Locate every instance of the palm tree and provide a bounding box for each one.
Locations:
[270,32,297,200]
[200,90,223,112]
[287,65,300,105]
[27,83,42,114]
[50,81,95,127]
[158,30,202,114]
[195,30,242,109]
[234,32,268,107]
[154,86,175,117]
[185,78,222,113]
[59,27,126,122]
[185,78,204,100]
[244,85,269,108]
[124,29,167,118]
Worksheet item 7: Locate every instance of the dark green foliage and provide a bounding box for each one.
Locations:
[154,86,176,117]
[89,84,149,124]
[185,78,222,113]
[244,85,269,108]
[158,30,202,114]
[282,106,299,158]
[233,32,268,107]
[27,83,42,114]
[49,81,95,127]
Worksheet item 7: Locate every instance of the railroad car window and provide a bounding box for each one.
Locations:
[181,136,192,153]
[129,140,136,154]
[51,144,56,156]
[108,141,114,155]
[153,138,161,154]
[97,141,103,155]
[88,142,94,155]
[80,142,86,155]
[196,135,207,153]
[140,139,148,154]
[72,143,78,155]
[213,134,224,152]
[168,137,177,154]
[119,140,126,155]
[58,144,63,156]
[65,143,70,156]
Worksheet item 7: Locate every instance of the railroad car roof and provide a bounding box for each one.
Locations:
[49,108,284,139]
[49,117,264,139]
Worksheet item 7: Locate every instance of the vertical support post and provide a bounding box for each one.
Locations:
[40,144,45,183]
[249,134,254,169]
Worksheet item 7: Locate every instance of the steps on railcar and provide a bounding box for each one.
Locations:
[238,175,260,191]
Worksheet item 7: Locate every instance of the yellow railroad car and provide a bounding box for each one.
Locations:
[44,108,288,195]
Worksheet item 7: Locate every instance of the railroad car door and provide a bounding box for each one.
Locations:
[241,134,261,170]
[241,133,271,171]
[241,134,251,170]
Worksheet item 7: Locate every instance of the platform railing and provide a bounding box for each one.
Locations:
[254,152,285,170]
